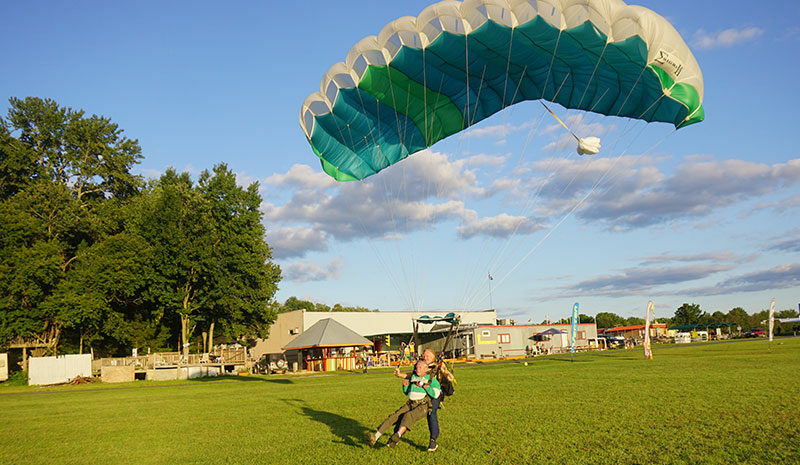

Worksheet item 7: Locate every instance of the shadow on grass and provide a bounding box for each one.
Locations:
[288,400,370,448]
[188,375,293,384]
[300,406,371,447]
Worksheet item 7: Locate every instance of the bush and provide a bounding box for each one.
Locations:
[3,371,28,387]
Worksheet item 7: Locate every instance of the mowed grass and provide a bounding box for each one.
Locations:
[1,338,799,465]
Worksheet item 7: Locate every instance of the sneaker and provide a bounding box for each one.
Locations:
[427,439,438,452]
[387,433,401,448]
[364,432,377,447]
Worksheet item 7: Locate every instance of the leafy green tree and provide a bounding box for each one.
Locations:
[132,170,215,357]
[775,309,799,335]
[624,317,645,326]
[195,164,280,348]
[673,303,702,325]
[1,97,142,200]
[314,303,331,312]
[749,310,769,330]
[727,307,750,331]
[595,312,624,329]
[578,314,595,324]
[0,97,142,352]
[710,311,727,323]
[283,297,316,312]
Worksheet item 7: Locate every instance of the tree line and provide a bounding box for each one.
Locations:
[274,296,378,313]
[591,303,799,333]
[0,97,281,357]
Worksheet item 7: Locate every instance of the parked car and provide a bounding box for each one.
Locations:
[743,328,765,338]
[598,334,625,348]
[253,354,289,374]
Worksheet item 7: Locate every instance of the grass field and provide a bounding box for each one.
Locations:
[2,338,799,465]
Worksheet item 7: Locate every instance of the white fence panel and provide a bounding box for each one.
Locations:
[28,354,92,386]
[0,353,8,381]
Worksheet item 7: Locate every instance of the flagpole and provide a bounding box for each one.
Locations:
[488,272,493,310]
[570,303,579,362]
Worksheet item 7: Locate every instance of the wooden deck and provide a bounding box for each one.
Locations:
[93,349,247,374]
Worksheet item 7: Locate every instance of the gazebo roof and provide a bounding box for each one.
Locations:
[537,328,567,335]
[282,318,374,351]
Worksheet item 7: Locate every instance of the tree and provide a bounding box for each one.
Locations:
[283,297,315,312]
[578,314,595,324]
[1,97,142,200]
[710,311,727,323]
[673,303,702,325]
[131,166,281,356]
[727,307,750,331]
[624,317,645,326]
[133,170,215,357]
[195,164,280,348]
[0,97,143,353]
[314,303,331,312]
[595,312,624,329]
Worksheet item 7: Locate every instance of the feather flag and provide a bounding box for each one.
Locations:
[768,298,775,343]
[644,301,654,359]
[570,303,579,355]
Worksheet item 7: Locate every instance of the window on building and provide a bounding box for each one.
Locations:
[577,331,586,340]
[481,330,491,337]
[499,333,511,344]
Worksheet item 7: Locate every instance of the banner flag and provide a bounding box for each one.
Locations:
[570,303,579,354]
[644,301,654,359]
[769,298,775,343]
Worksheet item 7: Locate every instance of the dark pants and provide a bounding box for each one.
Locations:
[394,397,441,439]
[428,397,440,440]
[379,399,430,434]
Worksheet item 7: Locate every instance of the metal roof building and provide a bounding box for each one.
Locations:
[251,309,497,360]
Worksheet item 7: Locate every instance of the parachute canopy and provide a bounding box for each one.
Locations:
[300,0,704,181]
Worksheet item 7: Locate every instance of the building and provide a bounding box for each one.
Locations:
[599,324,668,342]
[470,323,599,358]
[251,309,601,369]
[250,309,498,367]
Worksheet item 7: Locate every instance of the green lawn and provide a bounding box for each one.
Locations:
[2,338,799,465]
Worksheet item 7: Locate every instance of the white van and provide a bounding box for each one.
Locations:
[674,332,692,344]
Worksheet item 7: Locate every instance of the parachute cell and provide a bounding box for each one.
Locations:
[300,0,704,181]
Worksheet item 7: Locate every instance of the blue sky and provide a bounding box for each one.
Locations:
[3,1,799,321]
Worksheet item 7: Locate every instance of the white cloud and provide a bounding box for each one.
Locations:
[765,228,800,253]
[683,263,800,295]
[265,163,338,190]
[569,157,800,229]
[638,251,751,266]
[266,226,328,259]
[282,257,343,283]
[464,153,509,167]
[753,194,800,214]
[261,152,484,246]
[234,171,262,191]
[458,213,546,239]
[693,27,763,49]
[546,264,735,299]
[460,121,533,143]
[490,177,520,192]
[262,150,800,257]
[139,168,163,179]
